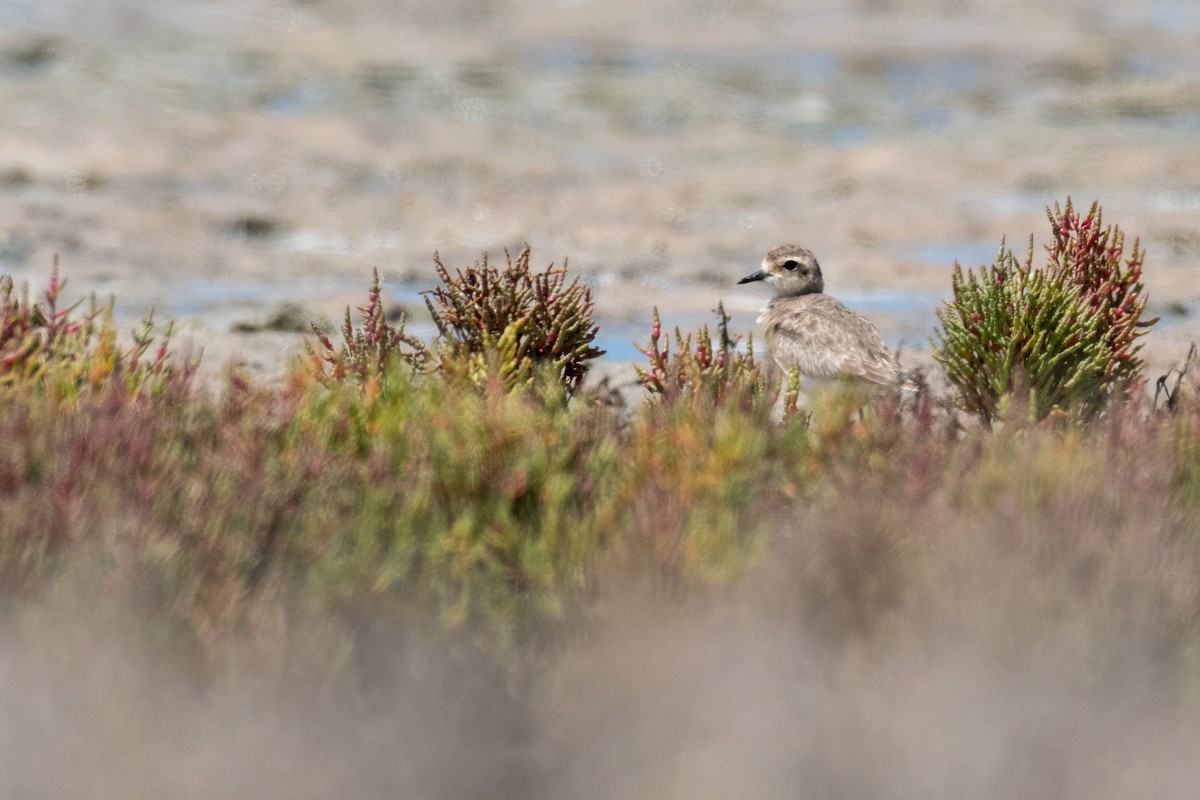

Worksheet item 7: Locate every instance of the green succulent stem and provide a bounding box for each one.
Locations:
[933,199,1153,424]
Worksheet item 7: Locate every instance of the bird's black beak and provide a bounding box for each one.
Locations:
[738,269,768,285]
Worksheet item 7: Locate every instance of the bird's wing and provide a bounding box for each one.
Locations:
[765,297,902,384]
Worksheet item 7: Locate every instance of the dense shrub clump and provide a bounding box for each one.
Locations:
[934,200,1154,423]
[424,245,604,396]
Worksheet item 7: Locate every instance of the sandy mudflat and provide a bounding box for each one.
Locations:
[2,0,1199,382]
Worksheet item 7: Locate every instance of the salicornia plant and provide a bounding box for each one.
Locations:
[934,200,1154,424]
[637,302,781,413]
[1,258,181,400]
[302,267,427,394]
[423,245,603,396]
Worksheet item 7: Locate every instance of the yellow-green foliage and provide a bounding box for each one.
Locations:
[293,374,625,656]
[5,252,1200,797]
[936,248,1110,422]
[7,349,1200,679]
[4,255,1200,725]
[0,264,180,402]
[934,200,1153,424]
[618,397,814,584]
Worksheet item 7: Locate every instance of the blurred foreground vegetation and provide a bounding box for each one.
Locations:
[1,242,1196,678]
[1,220,1198,798]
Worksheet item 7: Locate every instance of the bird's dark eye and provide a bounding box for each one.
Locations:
[782,259,799,271]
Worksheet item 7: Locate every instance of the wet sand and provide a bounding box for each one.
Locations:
[2,0,1199,382]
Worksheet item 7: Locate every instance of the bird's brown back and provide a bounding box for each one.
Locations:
[760,293,902,384]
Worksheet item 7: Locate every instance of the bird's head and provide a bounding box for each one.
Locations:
[737,245,824,297]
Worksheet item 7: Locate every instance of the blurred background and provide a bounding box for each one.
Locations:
[2,0,1199,376]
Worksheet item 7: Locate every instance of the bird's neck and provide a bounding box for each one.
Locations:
[775,288,823,299]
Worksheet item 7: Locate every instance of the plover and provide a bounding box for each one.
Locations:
[738,245,904,385]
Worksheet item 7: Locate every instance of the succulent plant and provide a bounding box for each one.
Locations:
[934,200,1154,423]
[423,245,603,395]
[302,267,427,393]
[637,302,779,412]
[1,258,180,398]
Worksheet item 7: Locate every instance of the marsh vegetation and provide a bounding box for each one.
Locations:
[1,206,1197,799]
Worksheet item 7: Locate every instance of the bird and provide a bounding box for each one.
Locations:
[737,244,904,385]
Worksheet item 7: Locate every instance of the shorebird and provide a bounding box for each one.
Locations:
[738,245,904,385]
